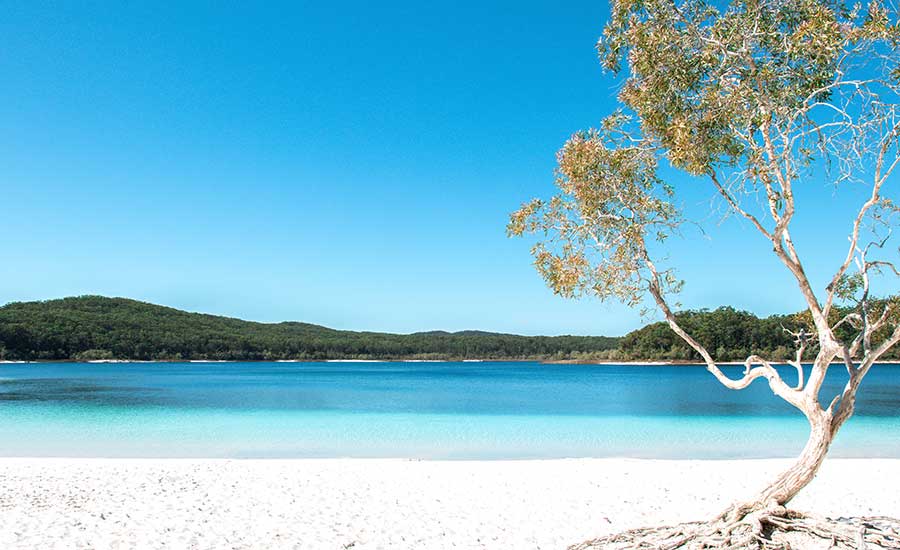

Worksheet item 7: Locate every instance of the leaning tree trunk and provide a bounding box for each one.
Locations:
[749,410,834,509]
[569,408,900,549]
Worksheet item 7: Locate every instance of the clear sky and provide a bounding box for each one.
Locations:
[1,1,896,336]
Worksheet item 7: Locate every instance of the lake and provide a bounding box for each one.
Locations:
[1,361,898,458]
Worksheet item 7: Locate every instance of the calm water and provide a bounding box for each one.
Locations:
[0,361,898,458]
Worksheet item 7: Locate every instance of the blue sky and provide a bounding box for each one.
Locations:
[1,1,896,336]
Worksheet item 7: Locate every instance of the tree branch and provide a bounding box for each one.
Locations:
[642,248,806,411]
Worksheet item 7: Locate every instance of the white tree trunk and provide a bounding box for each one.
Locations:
[756,411,834,507]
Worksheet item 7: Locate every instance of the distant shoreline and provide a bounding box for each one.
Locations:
[0,358,750,365]
[0,358,632,365]
[14,296,899,367]
[3,358,899,366]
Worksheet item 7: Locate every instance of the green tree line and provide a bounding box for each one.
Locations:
[0,296,619,361]
[2,297,895,363]
[613,305,900,362]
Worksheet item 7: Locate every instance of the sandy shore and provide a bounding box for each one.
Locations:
[0,458,896,549]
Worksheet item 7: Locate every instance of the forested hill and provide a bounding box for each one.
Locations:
[618,307,795,362]
[3,297,893,363]
[617,306,900,362]
[0,296,620,361]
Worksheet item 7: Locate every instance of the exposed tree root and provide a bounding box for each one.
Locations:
[569,504,900,550]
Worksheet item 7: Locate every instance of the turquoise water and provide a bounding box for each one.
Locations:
[0,362,898,458]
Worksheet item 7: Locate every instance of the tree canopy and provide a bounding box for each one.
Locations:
[0,296,619,362]
[3,296,894,364]
[510,0,900,546]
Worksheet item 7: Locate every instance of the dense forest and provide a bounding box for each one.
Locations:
[615,304,900,362]
[0,296,619,361]
[616,307,798,362]
[1,296,894,362]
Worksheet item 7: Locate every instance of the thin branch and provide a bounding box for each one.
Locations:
[709,170,773,240]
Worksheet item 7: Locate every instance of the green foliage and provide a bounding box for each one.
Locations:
[508,118,681,306]
[510,0,900,319]
[600,0,898,175]
[621,306,794,361]
[4,296,895,363]
[620,305,900,361]
[0,296,620,361]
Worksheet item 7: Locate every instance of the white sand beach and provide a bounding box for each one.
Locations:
[0,458,897,549]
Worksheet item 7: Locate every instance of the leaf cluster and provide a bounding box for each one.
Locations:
[508,120,680,305]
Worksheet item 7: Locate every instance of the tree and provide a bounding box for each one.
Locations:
[509,0,900,547]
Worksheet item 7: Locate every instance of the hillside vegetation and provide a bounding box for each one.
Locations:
[617,305,900,362]
[2,296,893,363]
[0,296,619,361]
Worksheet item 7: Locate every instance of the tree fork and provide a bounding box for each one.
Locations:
[510,0,900,546]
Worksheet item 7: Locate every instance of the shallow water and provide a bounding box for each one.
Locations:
[0,361,898,458]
